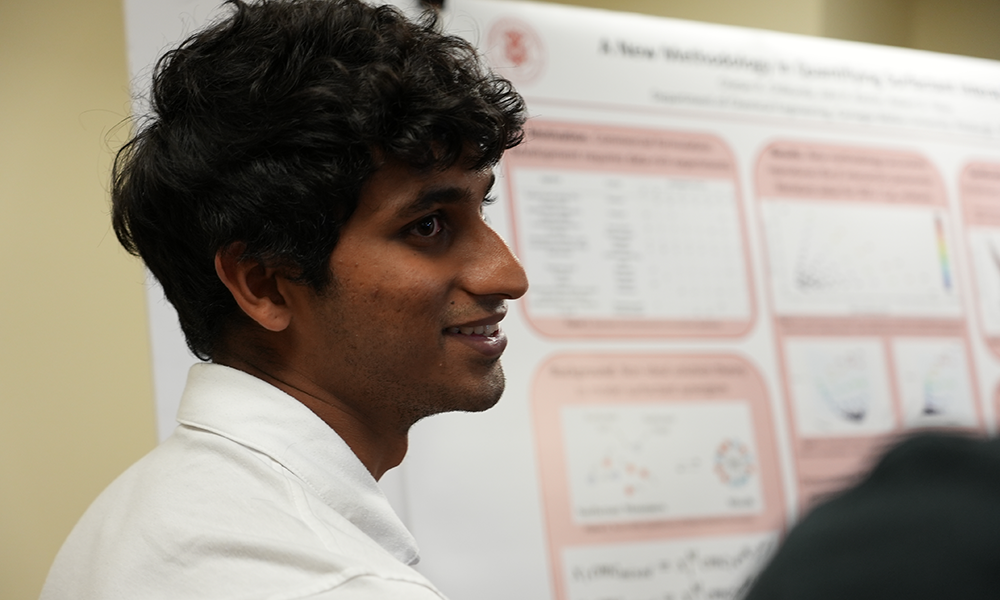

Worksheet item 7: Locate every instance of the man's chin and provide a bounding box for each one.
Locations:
[476,363,507,408]
[393,365,508,429]
[432,365,507,416]
[451,368,507,414]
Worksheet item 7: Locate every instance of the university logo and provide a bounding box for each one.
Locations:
[487,17,545,85]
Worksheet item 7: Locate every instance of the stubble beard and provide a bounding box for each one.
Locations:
[390,360,508,433]
[316,287,510,434]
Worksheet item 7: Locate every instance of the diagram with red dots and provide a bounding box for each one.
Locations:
[561,401,763,525]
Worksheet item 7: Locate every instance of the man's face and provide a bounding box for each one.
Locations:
[288,160,528,433]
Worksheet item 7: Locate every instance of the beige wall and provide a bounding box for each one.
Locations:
[911,0,1000,61]
[0,0,156,597]
[823,0,912,47]
[2,0,998,597]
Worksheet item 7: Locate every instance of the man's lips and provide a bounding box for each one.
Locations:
[444,312,507,358]
[445,323,500,336]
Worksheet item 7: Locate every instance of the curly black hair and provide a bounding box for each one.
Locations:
[112,0,526,360]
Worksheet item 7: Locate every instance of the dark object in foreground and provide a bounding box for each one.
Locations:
[745,432,1000,600]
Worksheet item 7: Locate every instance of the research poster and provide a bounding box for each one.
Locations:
[125,1,1000,599]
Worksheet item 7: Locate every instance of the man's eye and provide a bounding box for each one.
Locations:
[411,215,443,238]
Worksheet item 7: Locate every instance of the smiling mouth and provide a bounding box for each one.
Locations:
[445,323,500,336]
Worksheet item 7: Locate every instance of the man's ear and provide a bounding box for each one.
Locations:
[214,244,292,332]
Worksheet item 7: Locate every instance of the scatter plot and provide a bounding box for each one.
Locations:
[586,445,655,499]
[785,338,896,437]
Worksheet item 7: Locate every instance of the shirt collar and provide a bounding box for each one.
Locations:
[175,362,420,565]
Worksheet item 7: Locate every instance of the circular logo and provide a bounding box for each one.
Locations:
[714,438,755,487]
[486,17,545,85]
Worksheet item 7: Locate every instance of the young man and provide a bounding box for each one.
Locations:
[41,1,528,598]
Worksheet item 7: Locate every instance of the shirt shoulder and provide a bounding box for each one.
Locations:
[41,424,442,600]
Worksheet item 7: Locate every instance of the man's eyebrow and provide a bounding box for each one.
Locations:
[397,173,496,218]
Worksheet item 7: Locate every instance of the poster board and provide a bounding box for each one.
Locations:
[124,1,1000,599]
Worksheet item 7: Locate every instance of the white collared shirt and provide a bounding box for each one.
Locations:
[41,363,447,600]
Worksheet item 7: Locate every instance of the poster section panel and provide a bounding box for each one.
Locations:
[995,384,1000,430]
[504,120,755,338]
[756,141,983,506]
[960,162,1000,359]
[533,354,784,600]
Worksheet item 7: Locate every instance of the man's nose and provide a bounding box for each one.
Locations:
[462,224,529,300]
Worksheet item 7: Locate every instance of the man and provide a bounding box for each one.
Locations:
[41,1,528,598]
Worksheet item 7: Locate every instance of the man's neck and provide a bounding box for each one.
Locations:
[213,354,409,481]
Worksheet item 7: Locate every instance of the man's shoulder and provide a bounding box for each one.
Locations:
[81,423,328,541]
[41,424,441,600]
